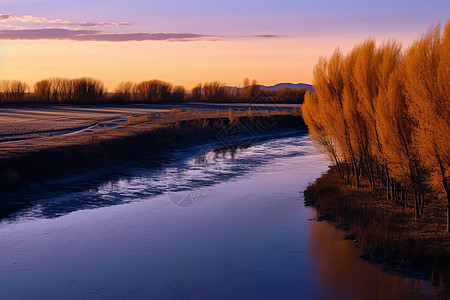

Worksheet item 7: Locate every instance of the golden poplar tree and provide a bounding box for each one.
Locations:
[303,91,343,173]
[403,22,450,231]
[313,51,353,167]
[342,45,368,187]
[376,67,425,218]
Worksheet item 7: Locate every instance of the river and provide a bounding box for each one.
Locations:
[0,133,436,299]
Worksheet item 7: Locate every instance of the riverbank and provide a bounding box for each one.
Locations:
[0,110,305,193]
[304,167,450,298]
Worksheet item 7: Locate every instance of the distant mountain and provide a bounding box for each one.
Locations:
[224,82,315,93]
[259,83,314,92]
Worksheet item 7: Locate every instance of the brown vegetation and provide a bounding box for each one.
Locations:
[304,167,449,297]
[302,21,450,231]
[0,80,30,102]
[33,77,105,103]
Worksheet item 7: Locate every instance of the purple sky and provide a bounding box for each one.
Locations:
[2,0,447,37]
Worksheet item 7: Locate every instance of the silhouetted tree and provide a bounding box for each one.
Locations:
[0,80,29,102]
[171,85,186,102]
[135,80,173,103]
[72,77,105,103]
[191,84,202,100]
[114,81,134,101]
[34,79,52,101]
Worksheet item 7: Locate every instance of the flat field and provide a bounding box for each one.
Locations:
[0,103,301,159]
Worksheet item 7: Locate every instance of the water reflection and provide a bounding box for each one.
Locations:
[0,134,312,224]
[307,220,437,299]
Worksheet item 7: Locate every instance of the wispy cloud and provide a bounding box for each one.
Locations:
[253,34,285,38]
[0,14,129,27]
[0,28,212,42]
[77,21,130,27]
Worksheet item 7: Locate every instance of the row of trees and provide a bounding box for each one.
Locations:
[302,22,449,231]
[114,80,185,103]
[261,87,307,104]
[116,78,307,103]
[190,79,261,102]
[34,77,105,103]
[0,77,306,104]
[0,80,30,102]
[190,79,307,103]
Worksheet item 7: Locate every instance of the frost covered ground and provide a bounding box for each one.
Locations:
[0,103,301,159]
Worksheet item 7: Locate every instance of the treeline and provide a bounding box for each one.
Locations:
[186,79,307,103]
[0,77,105,103]
[35,77,105,103]
[0,80,30,102]
[113,80,186,103]
[302,22,449,231]
[0,77,306,105]
[261,86,307,104]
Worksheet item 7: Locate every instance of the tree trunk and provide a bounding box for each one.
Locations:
[413,188,419,220]
[331,152,343,179]
[378,165,383,197]
[393,180,397,205]
[346,163,351,185]
[443,178,449,233]
[447,198,449,233]
[420,187,425,214]
[401,185,406,208]
[355,162,361,188]
[391,179,395,203]
[404,188,407,209]
[386,175,390,201]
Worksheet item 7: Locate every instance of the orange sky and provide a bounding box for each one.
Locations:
[0,35,418,91]
[0,38,322,90]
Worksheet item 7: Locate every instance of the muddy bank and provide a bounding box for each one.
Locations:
[304,167,450,298]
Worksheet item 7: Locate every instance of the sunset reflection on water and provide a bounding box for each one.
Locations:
[307,220,437,300]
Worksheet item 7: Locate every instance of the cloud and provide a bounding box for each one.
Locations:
[0,13,128,27]
[76,21,129,27]
[253,34,285,38]
[0,14,12,20]
[0,14,70,25]
[0,28,212,42]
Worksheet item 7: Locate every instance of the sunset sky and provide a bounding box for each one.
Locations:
[0,0,448,90]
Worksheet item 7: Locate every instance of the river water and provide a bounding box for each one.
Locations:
[0,134,436,299]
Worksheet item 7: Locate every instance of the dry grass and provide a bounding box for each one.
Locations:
[126,115,150,124]
[304,167,450,297]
